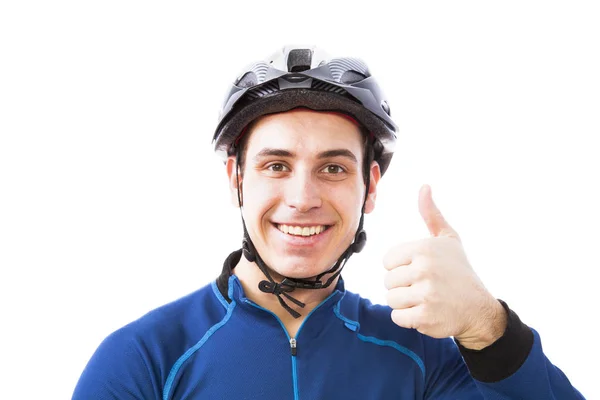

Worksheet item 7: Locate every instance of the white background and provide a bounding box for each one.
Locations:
[1,1,598,399]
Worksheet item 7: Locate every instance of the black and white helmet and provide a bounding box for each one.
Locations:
[212,46,398,175]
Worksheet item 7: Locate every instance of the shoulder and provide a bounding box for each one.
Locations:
[115,280,229,363]
[337,290,422,344]
[131,280,227,337]
[337,290,461,371]
[73,281,227,399]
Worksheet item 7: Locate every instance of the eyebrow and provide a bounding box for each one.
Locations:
[253,148,358,163]
[317,149,358,163]
[253,148,294,161]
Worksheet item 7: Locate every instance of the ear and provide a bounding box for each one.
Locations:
[364,160,381,214]
[225,156,242,208]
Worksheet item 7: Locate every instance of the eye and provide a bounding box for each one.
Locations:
[267,163,289,172]
[321,164,345,174]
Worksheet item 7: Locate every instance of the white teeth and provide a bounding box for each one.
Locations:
[277,224,327,236]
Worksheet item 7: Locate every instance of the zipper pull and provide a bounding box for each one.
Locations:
[290,338,297,356]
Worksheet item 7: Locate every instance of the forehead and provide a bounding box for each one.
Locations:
[244,109,364,158]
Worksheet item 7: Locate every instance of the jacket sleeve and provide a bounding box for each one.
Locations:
[423,300,586,399]
[72,327,161,400]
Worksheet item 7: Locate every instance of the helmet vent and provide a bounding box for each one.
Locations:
[381,100,391,116]
[340,70,367,84]
[246,81,280,100]
[311,80,348,96]
[236,72,257,88]
[287,49,313,72]
[328,58,370,82]
[235,62,269,87]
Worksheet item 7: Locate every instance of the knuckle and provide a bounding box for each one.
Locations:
[382,251,396,270]
[385,290,396,307]
[412,312,424,329]
[383,271,394,290]
[382,252,391,268]
[420,262,436,280]
[418,239,436,255]
[412,265,428,281]
[383,244,407,269]
[391,309,403,326]
[420,282,436,304]
[415,308,430,328]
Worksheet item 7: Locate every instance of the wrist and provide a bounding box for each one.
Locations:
[455,299,534,382]
[457,299,508,350]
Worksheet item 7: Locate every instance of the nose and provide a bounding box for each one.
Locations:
[284,170,322,212]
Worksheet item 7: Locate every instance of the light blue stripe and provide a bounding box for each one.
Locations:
[211,280,229,309]
[296,289,341,335]
[333,301,360,331]
[162,300,236,400]
[292,355,299,400]
[357,334,426,379]
[332,301,425,378]
[243,300,291,339]
[227,275,236,300]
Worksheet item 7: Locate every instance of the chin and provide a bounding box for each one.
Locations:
[270,256,335,280]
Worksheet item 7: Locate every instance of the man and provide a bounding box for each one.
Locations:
[73,46,585,399]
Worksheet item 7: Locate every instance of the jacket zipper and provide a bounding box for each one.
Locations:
[290,338,297,356]
[290,338,299,400]
[244,300,299,398]
[243,290,340,399]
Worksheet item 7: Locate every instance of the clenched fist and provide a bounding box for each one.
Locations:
[383,185,507,350]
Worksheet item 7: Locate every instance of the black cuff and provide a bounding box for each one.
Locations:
[454,299,534,383]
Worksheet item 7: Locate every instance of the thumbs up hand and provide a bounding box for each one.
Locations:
[383,185,507,350]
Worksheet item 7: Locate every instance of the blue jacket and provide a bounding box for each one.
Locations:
[73,250,584,399]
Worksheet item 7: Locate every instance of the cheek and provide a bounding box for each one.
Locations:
[242,177,281,219]
[329,184,365,222]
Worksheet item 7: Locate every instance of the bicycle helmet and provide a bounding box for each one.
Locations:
[213,46,398,175]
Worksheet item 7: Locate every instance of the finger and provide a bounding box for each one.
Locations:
[384,264,421,289]
[385,286,422,310]
[391,306,422,330]
[418,184,459,240]
[383,241,420,270]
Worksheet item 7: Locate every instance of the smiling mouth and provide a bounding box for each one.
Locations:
[275,224,331,237]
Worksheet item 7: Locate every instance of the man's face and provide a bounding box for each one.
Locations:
[227,109,380,279]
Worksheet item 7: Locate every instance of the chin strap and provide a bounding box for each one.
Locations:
[235,142,371,319]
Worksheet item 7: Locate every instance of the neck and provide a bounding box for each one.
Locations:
[233,256,339,337]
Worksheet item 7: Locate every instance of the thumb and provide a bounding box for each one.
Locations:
[418,184,459,239]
